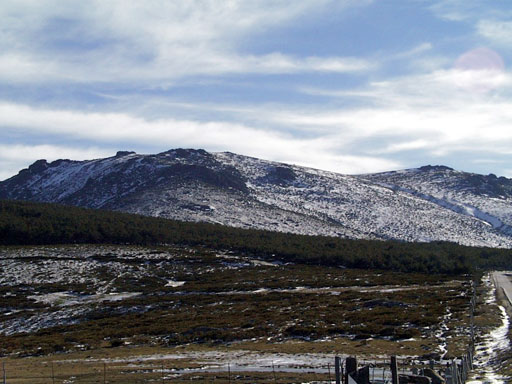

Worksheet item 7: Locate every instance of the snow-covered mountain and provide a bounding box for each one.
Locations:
[1,149,512,248]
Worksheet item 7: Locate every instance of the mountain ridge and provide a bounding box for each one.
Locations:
[1,148,512,248]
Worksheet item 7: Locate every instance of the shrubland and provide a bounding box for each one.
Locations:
[1,199,511,274]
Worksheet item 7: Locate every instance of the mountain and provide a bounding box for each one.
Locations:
[1,149,512,248]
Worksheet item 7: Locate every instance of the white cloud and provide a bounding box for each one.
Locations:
[289,68,512,160]
[390,43,433,60]
[478,20,512,46]
[1,1,511,177]
[0,53,373,85]
[3,61,512,178]
[427,1,507,22]
[0,101,398,176]
[427,0,475,21]
[0,0,373,84]
[299,67,512,102]
[373,140,431,155]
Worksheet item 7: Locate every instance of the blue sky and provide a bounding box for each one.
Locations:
[2,0,512,180]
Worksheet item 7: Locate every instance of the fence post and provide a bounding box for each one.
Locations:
[346,357,357,384]
[103,362,106,384]
[391,356,398,384]
[358,365,370,384]
[462,356,467,382]
[445,363,452,384]
[335,357,341,384]
[52,362,55,384]
[2,362,5,384]
[451,360,459,384]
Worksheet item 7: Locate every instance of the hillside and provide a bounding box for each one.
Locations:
[1,199,512,274]
[1,149,512,247]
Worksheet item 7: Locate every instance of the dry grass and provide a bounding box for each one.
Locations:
[0,245,480,383]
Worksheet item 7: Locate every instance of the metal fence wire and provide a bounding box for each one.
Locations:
[0,360,342,384]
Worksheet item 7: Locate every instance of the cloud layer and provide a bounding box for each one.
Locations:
[1,1,512,180]
[0,0,372,84]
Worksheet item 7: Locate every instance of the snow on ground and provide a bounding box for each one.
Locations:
[467,274,511,384]
[1,306,92,336]
[435,308,452,360]
[56,349,401,380]
[165,281,185,288]
[28,292,141,306]
[214,152,512,247]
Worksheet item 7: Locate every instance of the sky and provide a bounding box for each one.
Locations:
[2,0,512,181]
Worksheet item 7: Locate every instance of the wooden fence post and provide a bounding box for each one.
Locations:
[451,360,459,384]
[463,356,467,382]
[335,357,341,384]
[445,362,452,384]
[391,356,398,384]
[2,362,6,384]
[346,357,357,384]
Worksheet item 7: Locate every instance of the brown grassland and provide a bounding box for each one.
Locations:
[0,245,485,383]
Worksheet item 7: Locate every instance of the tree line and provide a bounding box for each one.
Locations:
[1,199,511,274]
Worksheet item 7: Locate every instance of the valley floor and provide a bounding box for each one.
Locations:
[0,244,502,383]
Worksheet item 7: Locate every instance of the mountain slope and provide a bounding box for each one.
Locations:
[360,166,512,237]
[1,149,512,248]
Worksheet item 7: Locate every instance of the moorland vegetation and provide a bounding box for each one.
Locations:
[1,199,511,274]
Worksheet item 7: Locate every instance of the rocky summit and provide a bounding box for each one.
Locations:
[1,148,512,248]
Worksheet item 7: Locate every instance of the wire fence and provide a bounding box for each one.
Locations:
[0,358,404,384]
[0,354,475,384]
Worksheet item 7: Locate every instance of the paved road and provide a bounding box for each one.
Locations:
[493,271,512,305]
